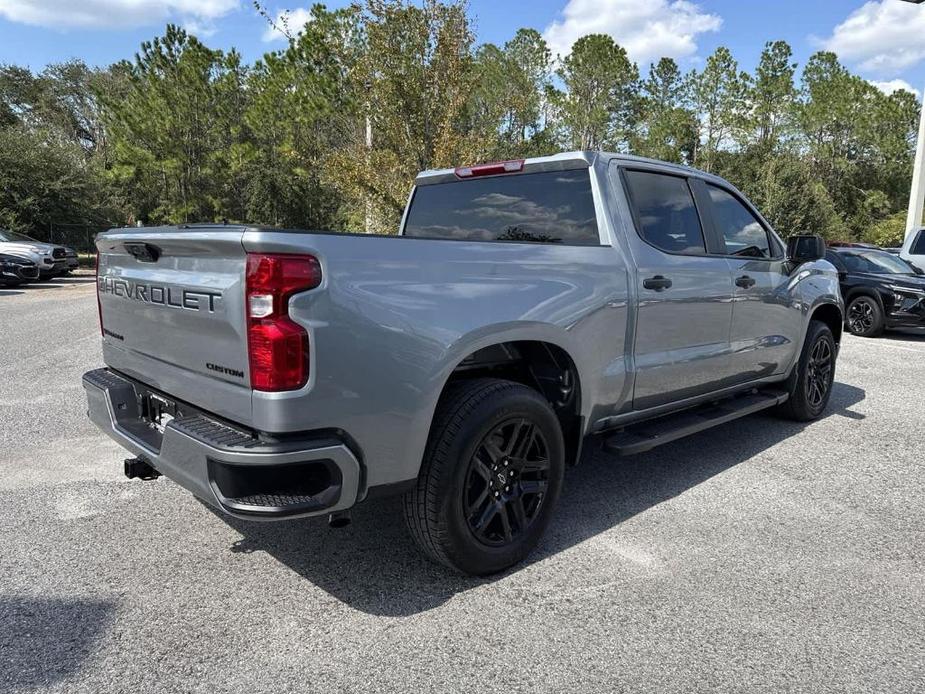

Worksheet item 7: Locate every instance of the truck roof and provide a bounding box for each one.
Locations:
[414,151,721,186]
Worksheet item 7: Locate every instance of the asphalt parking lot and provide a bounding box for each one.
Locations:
[1,277,923,693]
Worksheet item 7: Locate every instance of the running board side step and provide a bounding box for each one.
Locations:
[603,389,789,456]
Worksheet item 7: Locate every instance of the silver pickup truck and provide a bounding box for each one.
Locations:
[83,152,843,575]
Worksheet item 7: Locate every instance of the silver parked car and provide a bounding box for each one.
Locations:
[83,152,843,575]
[0,229,69,278]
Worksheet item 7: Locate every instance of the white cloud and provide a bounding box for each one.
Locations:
[542,0,722,65]
[821,0,925,74]
[183,18,218,38]
[261,7,312,42]
[869,79,920,100]
[0,0,238,30]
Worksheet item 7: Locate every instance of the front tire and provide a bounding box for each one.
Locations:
[778,320,837,421]
[846,295,884,337]
[403,378,565,575]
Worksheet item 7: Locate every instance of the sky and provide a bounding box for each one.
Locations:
[1,0,925,99]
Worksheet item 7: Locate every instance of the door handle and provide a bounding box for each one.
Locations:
[643,275,673,291]
[735,275,756,288]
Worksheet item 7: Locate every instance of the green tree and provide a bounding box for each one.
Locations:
[634,57,697,163]
[468,29,554,159]
[749,41,797,150]
[102,25,249,224]
[0,125,106,232]
[503,28,553,144]
[323,0,480,232]
[864,211,907,248]
[553,34,639,151]
[715,149,841,239]
[0,3,920,247]
[690,46,748,170]
[796,52,868,221]
[796,51,918,238]
[241,4,359,228]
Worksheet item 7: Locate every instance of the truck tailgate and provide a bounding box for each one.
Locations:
[96,227,252,424]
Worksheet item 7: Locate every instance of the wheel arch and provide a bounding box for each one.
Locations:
[843,287,887,313]
[809,301,843,346]
[438,338,586,466]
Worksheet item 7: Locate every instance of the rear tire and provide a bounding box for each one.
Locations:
[403,378,565,575]
[846,295,884,337]
[777,320,837,422]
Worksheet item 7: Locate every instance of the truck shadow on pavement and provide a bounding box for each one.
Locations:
[221,381,866,617]
[0,596,116,691]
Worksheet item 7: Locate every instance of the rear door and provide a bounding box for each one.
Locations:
[699,182,801,382]
[96,226,252,424]
[619,167,735,410]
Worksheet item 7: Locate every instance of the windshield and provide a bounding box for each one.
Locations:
[839,250,915,275]
[0,229,38,243]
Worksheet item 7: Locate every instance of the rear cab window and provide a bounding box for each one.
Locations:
[402,169,600,245]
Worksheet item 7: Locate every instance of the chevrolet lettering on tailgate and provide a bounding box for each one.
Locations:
[97,275,222,313]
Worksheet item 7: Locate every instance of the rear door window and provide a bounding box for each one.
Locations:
[403,169,600,245]
[707,185,773,258]
[623,170,706,255]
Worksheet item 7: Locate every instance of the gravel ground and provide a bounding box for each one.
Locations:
[1,277,923,694]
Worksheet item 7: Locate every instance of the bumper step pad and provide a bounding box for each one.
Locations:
[604,389,789,456]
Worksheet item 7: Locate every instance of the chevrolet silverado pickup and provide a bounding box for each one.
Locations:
[83,152,843,575]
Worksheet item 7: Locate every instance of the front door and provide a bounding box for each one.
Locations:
[701,183,801,381]
[620,168,736,410]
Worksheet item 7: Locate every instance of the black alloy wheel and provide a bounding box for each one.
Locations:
[777,320,837,421]
[846,296,883,337]
[403,378,565,575]
[463,417,550,547]
[805,334,833,410]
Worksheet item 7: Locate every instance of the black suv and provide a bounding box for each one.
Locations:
[825,247,925,336]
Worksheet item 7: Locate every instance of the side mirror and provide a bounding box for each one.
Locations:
[786,234,826,263]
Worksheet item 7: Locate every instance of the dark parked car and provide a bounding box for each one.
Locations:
[825,247,925,336]
[0,252,40,286]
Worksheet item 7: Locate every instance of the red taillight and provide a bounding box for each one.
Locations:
[95,250,103,336]
[454,159,524,178]
[245,253,322,391]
